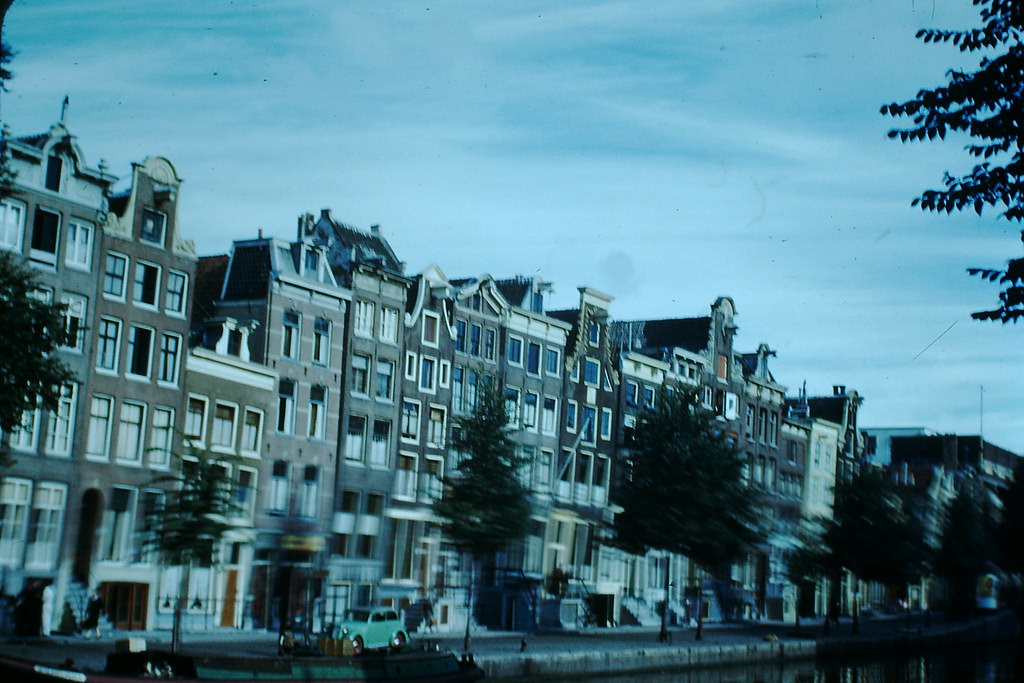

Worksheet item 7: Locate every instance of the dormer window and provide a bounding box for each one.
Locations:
[140,209,165,245]
[304,249,319,276]
[45,155,63,192]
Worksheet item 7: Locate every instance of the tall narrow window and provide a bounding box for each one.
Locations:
[0,478,32,564]
[185,396,207,443]
[526,343,541,374]
[545,349,560,376]
[308,385,327,440]
[30,208,60,265]
[300,466,319,518]
[469,324,481,356]
[60,294,86,351]
[379,306,399,342]
[581,406,597,444]
[269,460,289,514]
[351,354,370,394]
[427,407,446,447]
[212,403,237,448]
[542,397,557,434]
[523,393,538,428]
[115,401,145,463]
[0,198,25,251]
[148,407,173,467]
[422,312,439,345]
[345,415,366,461]
[133,262,161,306]
[10,405,40,452]
[401,401,420,440]
[86,395,114,459]
[44,155,63,191]
[103,252,128,298]
[484,328,496,360]
[281,310,300,359]
[419,357,436,392]
[312,317,330,365]
[100,487,135,561]
[158,333,181,384]
[507,337,523,365]
[454,320,466,353]
[370,420,391,467]
[45,383,76,455]
[126,326,153,377]
[354,301,374,336]
[26,483,65,569]
[277,380,295,433]
[241,409,263,454]
[375,360,394,400]
[65,220,93,268]
[164,270,187,314]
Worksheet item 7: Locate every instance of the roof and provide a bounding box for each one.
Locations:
[314,210,403,277]
[192,255,229,324]
[222,242,272,301]
[495,277,531,308]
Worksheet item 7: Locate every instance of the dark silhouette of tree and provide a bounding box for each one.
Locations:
[881,0,1024,322]
[433,379,530,652]
[613,388,759,641]
[145,448,241,653]
[823,469,926,632]
[784,521,830,634]
[935,478,998,618]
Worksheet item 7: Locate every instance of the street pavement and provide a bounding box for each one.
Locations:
[0,611,967,675]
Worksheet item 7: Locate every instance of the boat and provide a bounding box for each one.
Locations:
[0,645,485,682]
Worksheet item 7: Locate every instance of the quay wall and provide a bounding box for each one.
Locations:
[477,613,1020,681]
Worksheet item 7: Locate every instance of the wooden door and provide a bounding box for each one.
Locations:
[220,570,238,628]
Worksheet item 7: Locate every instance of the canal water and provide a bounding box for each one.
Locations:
[534,640,1022,682]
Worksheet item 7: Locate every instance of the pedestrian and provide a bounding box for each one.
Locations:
[82,589,104,639]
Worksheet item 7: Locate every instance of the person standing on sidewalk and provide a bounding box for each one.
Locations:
[82,590,104,639]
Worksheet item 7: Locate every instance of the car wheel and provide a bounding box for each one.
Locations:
[391,631,407,648]
[351,636,364,656]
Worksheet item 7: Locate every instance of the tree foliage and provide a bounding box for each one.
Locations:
[997,468,1024,575]
[823,469,926,586]
[0,251,75,438]
[433,380,531,559]
[881,0,1024,322]
[936,479,998,583]
[612,389,759,572]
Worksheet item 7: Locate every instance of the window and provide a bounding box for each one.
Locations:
[236,468,256,519]
[281,310,300,359]
[419,356,436,392]
[60,293,86,351]
[30,207,60,265]
[351,354,370,394]
[0,198,25,251]
[158,333,181,384]
[422,312,439,345]
[375,359,394,400]
[526,343,541,374]
[584,359,600,386]
[25,482,65,569]
[165,270,187,314]
[395,454,416,499]
[626,381,639,406]
[9,405,40,452]
[115,401,145,463]
[566,401,578,432]
[404,352,417,380]
[424,457,444,499]
[600,408,613,440]
[642,386,655,408]
[126,325,153,377]
[86,395,114,459]
[542,397,557,434]
[140,208,165,245]
[454,320,466,352]
[0,478,31,565]
[581,406,597,443]
[44,155,63,191]
[505,387,520,424]
[545,348,560,376]
[185,396,207,443]
[312,317,330,365]
[149,407,173,467]
[370,420,391,467]
[354,301,374,336]
[427,407,446,447]
[99,486,136,561]
[277,380,295,433]
[401,400,420,440]
[717,354,728,380]
[523,393,538,428]
[484,328,496,360]
[300,466,319,518]
[241,409,263,454]
[304,249,320,276]
[439,360,451,388]
[345,415,366,461]
[379,306,399,342]
[469,324,481,356]
[452,366,465,412]
[133,261,161,306]
[308,385,327,440]
[65,220,93,268]
[45,383,76,455]
[269,460,289,513]
[212,403,237,448]
[508,336,523,365]
[103,252,128,298]
[588,323,600,345]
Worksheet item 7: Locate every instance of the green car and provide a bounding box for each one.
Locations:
[332,607,409,654]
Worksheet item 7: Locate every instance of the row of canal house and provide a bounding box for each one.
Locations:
[1,113,869,635]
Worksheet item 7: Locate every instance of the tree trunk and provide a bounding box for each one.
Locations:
[171,560,192,654]
[794,584,801,635]
[658,555,670,643]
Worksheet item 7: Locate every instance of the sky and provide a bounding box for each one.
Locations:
[2,1,1021,453]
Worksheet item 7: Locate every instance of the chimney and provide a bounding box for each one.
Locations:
[370,224,381,236]
[833,385,846,396]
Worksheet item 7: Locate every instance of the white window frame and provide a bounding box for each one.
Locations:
[148,406,174,468]
[401,400,420,441]
[277,380,296,434]
[0,197,25,252]
[126,324,154,379]
[422,311,440,347]
[103,252,129,300]
[351,354,371,395]
[312,317,331,366]
[375,359,395,401]
[379,306,399,343]
[96,317,122,373]
[132,260,162,308]
[0,477,32,566]
[86,394,114,461]
[25,482,66,570]
[60,293,87,352]
[45,383,77,456]
[164,269,188,316]
[211,401,238,450]
[9,404,40,452]
[64,219,93,269]
[427,405,446,447]
[241,408,263,456]
[115,400,146,464]
[507,335,524,366]
[354,301,374,337]
[281,310,301,360]
[29,207,60,267]
[185,395,208,445]
[158,332,182,385]
[370,419,391,468]
[308,385,327,440]
[344,415,366,462]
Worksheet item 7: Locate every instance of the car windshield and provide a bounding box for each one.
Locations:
[345,609,371,622]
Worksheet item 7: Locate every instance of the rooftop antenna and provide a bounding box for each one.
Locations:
[60,95,69,125]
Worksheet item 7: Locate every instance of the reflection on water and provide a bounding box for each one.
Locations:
[522,641,1022,683]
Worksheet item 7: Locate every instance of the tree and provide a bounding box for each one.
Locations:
[613,388,760,641]
[784,521,830,634]
[433,379,530,652]
[822,469,926,632]
[935,478,998,618]
[145,448,241,653]
[881,0,1024,322]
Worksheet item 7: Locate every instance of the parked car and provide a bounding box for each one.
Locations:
[330,607,409,654]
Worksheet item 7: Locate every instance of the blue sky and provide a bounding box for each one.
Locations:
[3,0,1022,453]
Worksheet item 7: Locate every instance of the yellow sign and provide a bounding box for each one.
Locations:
[281,534,326,552]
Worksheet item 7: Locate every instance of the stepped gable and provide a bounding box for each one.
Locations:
[222,241,271,301]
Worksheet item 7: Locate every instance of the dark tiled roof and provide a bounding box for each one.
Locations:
[13,133,48,149]
[192,255,229,325]
[627,317,712,354]
[325,215,403,275]
[805,397,846,425]
[107,192,130,218]
[222,243,271,301]
[495,277,531,308]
